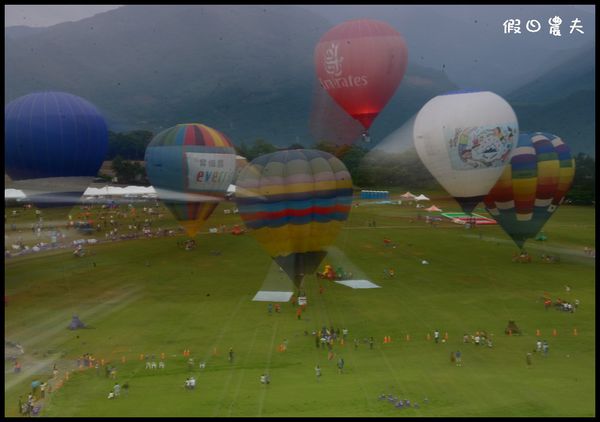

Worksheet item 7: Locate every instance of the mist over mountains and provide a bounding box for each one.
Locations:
[5,5,595,156]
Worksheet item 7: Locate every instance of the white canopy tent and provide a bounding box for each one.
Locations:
[4,188,26,200]
[414,194,430,201]
[400,192,416,200]
[83,186,158,197]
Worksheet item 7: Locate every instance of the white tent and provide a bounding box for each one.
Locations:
[4,189,26,199]
[414,194,430,201]
[83,186,157,197]
[425,205,443,212]
[400,192,416,200]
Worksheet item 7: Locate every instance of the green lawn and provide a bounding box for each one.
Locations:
[4,195,596,417]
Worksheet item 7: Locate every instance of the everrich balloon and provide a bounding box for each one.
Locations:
[145,123,237,238]
[484,132,575,250]
[413,90,518,214]
[4,91,108,207]
[235,149,353,289]
[314,19,408,133]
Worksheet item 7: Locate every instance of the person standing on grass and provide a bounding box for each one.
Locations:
[526,352,533,367]
[337,357,345,374]
[369,337,374,350]
[434,329,440,344]
[315,364,321,381]
[354,338,359,350]
[229,347,234,363]
[455,350,462,367]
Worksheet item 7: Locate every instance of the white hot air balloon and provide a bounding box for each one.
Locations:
[413,90,518,214]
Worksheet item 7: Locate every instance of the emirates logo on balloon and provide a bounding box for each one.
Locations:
[324,43,344,76]
[319,42,369,91]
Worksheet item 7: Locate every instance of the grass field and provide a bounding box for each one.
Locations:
[4,193,596,417]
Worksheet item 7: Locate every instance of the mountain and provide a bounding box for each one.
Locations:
[508,42,595,103]
[506,42,595,157]
[513,89,595,157]
[4,25,48,40]
[5,5,457,149]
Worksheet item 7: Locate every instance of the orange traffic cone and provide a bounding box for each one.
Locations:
[388,336,392,343]
[536,329,541,337]
[444,332,449,340]
[383,336,388,344]
[552,329,558,337]
[573,328,578,336]
[139,354,144,361]
[508,329,512,336]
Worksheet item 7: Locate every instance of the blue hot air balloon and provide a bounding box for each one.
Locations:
[5,91,109,207]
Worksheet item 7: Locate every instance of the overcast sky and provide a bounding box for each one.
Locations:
[4,5,123,27]
[5,4,594,28]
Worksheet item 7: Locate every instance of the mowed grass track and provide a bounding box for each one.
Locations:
[4,197,595,417]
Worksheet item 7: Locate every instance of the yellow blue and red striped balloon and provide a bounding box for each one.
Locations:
[235,149,353,288]
[484,132,575,250]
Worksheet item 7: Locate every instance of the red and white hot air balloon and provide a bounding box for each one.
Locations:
[314,19,408,139]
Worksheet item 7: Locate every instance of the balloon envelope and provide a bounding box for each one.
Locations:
[484,132,575,249]
[413,90,518,213]
[314,19,408,131]
[144,123,237,237]
[235,149,353,288]
[4,91,108,207]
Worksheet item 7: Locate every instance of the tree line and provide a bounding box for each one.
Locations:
[103,130,595,205]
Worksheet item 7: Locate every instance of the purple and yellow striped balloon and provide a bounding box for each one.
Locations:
[484,132,575,250]
[235,149,353,288]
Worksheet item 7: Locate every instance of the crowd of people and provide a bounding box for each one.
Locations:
[378,393,427,410]
[462,331,493,347]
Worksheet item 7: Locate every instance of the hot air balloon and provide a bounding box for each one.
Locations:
[314,19,408,139]
[235,149,353,289]
[413,90,518,214]
[144,123,237,238]
[484,132,575,250]
[4,91,108,207]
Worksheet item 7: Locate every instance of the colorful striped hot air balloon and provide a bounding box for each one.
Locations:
[144,123,237,238]
[235,149,353,289]
[484,132,575,250]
